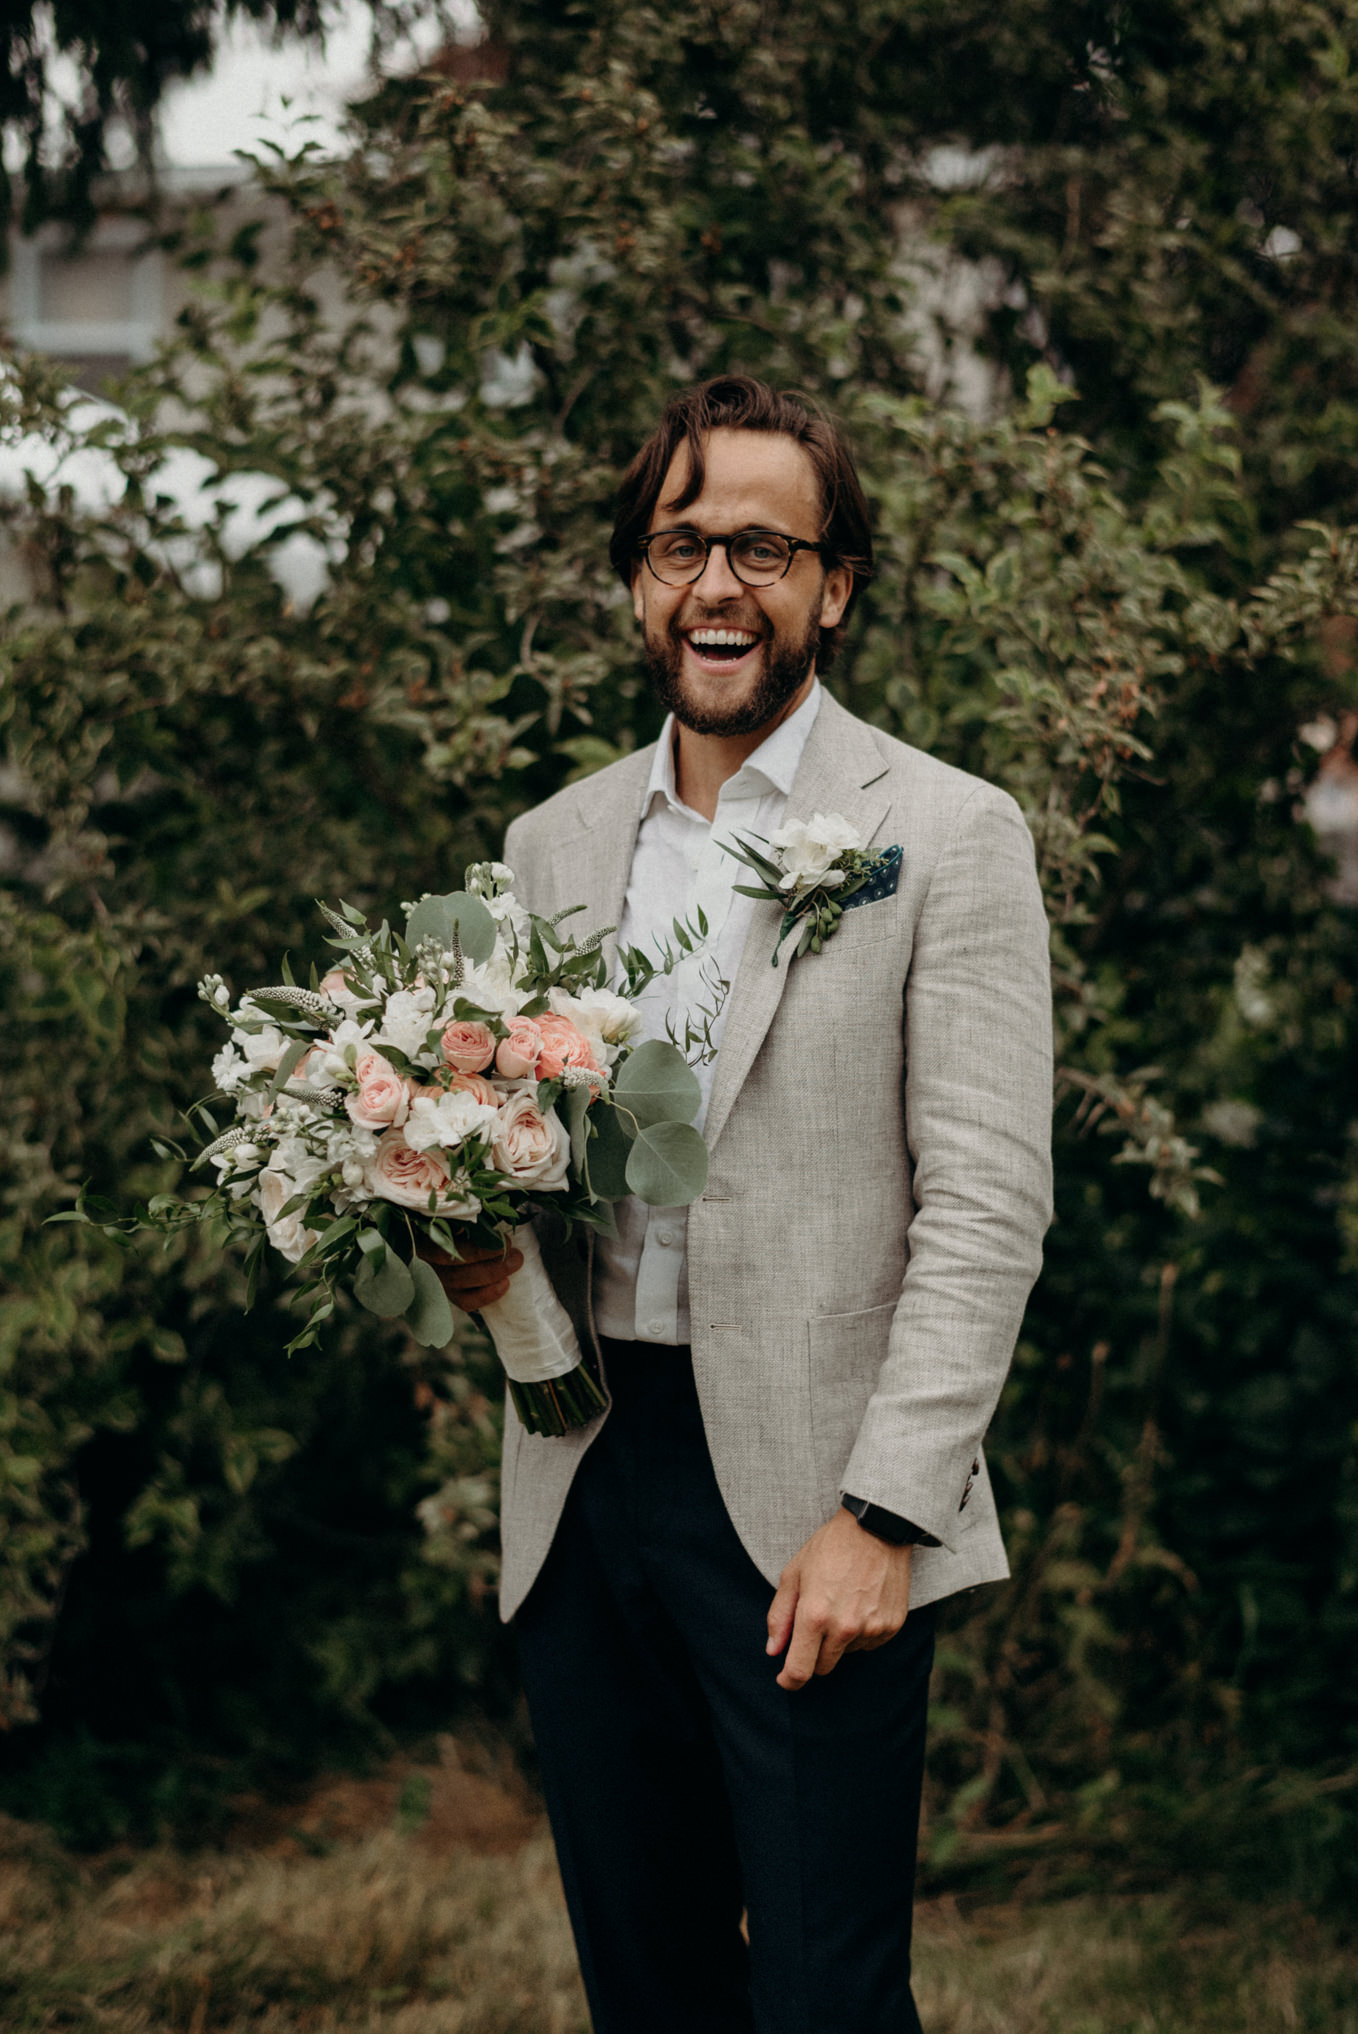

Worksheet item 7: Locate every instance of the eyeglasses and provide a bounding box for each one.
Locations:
[636,527,825,588]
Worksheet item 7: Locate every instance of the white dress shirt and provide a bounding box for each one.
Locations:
[594,680,822,1345]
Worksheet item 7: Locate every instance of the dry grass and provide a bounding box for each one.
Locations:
[0,1747,1355,2032]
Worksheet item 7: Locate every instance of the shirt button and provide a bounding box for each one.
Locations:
[657,1227,677,1247]
[647,1318,666,1337]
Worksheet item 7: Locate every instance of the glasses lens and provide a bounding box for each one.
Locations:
[647,532,708,584]
[729,532,794,583]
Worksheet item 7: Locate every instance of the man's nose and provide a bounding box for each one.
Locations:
[692,541,744,599]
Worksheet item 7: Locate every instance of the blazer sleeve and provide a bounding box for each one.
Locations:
[839,782,1054,1551]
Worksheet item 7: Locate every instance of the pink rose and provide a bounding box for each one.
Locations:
[449,1071,500,1107]
[369,1128,472,1213]
[345,1049,412,1130]
[490,1089,571,1191]
[535,1012,600,1079]
[496,1017,544,1080]
[440,1019,497,1074]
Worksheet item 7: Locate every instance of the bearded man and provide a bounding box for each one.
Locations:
[434,375,1053,2034]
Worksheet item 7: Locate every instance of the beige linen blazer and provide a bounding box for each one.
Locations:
[497,689,1053,1621]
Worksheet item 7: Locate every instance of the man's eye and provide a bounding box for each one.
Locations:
[740,539,784,563]
[660,537,702,560]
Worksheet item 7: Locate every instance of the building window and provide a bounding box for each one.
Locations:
[8,218,163,391]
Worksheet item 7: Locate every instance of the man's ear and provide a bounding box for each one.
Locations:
[819,562,853,631]
[631,567,645,623]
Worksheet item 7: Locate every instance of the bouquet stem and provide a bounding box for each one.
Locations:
[478,1224,608,1437]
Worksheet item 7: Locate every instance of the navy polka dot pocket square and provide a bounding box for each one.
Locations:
[841,843,902,911]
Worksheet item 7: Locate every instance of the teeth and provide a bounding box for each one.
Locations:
[689,629,758,647]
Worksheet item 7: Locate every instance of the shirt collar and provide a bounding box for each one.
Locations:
[642,678,822,820]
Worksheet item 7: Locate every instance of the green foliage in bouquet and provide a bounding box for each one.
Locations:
[1,0,1357,1889]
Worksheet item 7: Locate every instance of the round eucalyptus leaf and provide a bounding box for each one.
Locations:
[352,1239,416,1318]
[405,1253,457,1348]
[612,1038,702,1129]
[624,1121,709,1207]
[405,891,497,963]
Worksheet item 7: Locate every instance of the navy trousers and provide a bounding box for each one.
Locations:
[515,1339,936,2034]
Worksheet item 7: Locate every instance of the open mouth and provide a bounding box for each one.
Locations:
[683,627,763,668]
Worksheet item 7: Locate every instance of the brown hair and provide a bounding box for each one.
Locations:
[609,375,874,672]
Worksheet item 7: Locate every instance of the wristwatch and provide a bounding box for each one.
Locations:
[841,1493,940,1548]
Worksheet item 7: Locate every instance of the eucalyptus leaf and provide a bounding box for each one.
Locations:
[583,1101,634,1200]
[405,1254,456,1348]
[624,1121,709,1207]
[612,1038,702,1129]
[352,1240,416,1318]
[561,1083,591,1173]
[405,890,497,962]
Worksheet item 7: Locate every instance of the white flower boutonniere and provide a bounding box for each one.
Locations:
[723,812,903,965]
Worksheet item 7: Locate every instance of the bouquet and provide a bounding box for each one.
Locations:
[62,864,716,1435]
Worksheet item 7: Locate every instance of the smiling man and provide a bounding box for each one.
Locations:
[435,376,1054,2034]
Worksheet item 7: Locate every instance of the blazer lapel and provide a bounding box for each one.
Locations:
[547,745,656,976]
[702,694,893,1156]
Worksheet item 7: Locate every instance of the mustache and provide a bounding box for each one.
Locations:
[670,607,771,640]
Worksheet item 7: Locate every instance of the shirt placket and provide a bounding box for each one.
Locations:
[632,778,765,1344]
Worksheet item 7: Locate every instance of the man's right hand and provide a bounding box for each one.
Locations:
[418,1238,523,1313]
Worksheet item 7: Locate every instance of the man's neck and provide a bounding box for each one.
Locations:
[673,673,815,821]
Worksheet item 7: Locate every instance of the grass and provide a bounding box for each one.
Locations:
[0,1745,1355,2032]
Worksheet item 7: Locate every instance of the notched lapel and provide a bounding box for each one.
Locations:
[703,696,893,1155]
[546,749,653,975]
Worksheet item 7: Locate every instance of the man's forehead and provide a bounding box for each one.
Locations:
[655,427,820,528]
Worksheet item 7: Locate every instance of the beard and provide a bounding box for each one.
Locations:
[643,609,821,738]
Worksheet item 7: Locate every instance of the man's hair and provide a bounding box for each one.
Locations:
[609,375,874,672]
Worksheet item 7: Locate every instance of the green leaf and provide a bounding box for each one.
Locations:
[405,1254,456,1348]
[613,1039,702,1128]
[561,1082,591,1173]
[352,1239,416,1317]
[624,1122,709,1207]
[583,1101,634,1200]
[405,890,497,962]
[270,1036,309,1096]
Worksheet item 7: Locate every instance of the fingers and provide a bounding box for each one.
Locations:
[426,1246,523,1314]
[418,1238,514,1269]
[776,1600,826,1691]
[766,1570,799,1659]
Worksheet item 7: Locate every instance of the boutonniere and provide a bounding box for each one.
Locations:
[723,813,903,965]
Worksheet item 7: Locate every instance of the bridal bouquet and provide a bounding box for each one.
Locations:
[61,865,713,1435]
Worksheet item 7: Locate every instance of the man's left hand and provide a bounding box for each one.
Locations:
[766,1509,914,1691]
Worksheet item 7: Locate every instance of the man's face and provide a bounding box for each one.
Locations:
[631,428,852,739]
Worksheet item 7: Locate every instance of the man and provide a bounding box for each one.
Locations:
[436,375,1053,2033]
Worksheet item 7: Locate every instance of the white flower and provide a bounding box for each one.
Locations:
[226,1021,292,1075]
[318,1016,373,1080]
[373,986,439,1060]
[211,1043,250,1093]
[457,952,522,1021]
[405,1086,501,1155]
[767,811,862,892]
[256,1150,324,1264]
[549,984,639,1065]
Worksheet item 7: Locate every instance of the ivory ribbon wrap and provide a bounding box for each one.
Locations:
[478,1223,584,1384]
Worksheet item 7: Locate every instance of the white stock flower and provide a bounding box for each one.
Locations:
[405,1086,501,1155]
[373,986,439,1060]
[767,811,862,892]
[211,1043,250,1093]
